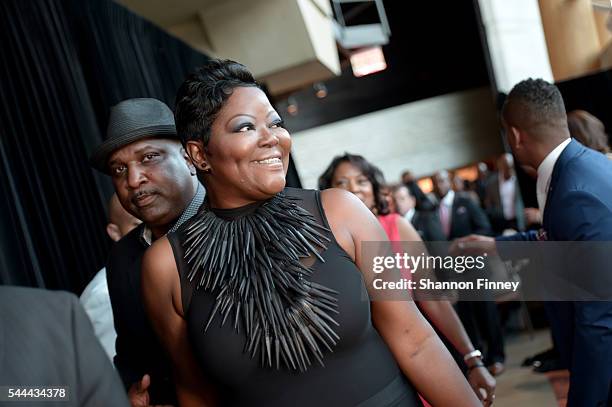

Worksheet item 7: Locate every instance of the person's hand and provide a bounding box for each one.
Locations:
[467,366,496,406]
[128,374,152,407]
[524,207,541,226]
[449,235,496,256]
[128,374,175,407]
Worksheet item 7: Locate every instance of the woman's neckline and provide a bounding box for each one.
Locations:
[207,199,266,220]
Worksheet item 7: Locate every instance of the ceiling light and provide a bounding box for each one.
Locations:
[350,46,387,77]
[287,96,298,116]
[313,82,328,99]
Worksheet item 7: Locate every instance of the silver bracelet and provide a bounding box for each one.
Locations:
[463,349,482,362]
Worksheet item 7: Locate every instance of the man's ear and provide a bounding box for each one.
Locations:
[185,140,212,173]
[508,125,523,150]
[180,146,197,176]
[106,223,122,242]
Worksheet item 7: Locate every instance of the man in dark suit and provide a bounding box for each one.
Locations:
[0,286,129,406]
[89,98,204,406]
[484,153,526,234]
[455,78,612,406]
[432,170,506,375]
[392,184,445,242]
[433,170,492,240]
[401,170,436,211]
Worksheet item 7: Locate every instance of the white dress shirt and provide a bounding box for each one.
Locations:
[80,268,116,361]
[499,174,517,220]
[404,208,416,223]
[536,138,572,214]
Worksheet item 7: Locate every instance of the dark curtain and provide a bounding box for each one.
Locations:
[0,0,210,293]
[556,69,612,139]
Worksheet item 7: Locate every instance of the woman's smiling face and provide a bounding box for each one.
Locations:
[196,86,292,206]
[331,161,376,211]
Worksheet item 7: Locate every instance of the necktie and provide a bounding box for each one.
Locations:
[439,203,451,238]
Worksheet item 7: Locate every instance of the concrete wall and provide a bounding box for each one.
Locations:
[477,0,553,93]
[290,87,504,188]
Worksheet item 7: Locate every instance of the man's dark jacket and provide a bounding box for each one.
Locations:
[106,224,176,405]
[0,286,129,407]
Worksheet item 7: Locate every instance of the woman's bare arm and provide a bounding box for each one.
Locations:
[141,237,216,407]
[321,189,480,406]
[397,215,496,406]
[396,217,476,356]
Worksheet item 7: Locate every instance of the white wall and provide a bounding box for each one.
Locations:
[477,0,553,93]
[291,87,504,189]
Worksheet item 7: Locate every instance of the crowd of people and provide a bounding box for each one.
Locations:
[3,59,611,407]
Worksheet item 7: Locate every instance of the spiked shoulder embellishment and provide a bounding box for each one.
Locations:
[181,193,340,371]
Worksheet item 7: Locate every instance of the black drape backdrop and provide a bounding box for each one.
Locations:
[0,0,213,293]
[0,0,303,293]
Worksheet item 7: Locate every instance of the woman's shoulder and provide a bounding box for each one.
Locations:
[319,187,362,205]
[284,186,356,202]
[142,236,177,281]
[284,187,362,217]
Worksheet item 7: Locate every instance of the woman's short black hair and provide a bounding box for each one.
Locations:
[175,59,260,146]
[318,153,389,215]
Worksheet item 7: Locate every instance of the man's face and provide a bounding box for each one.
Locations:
[107,138,195,231]
[497,154,514,180]
[393,186,415,216]
[432,172,451,199]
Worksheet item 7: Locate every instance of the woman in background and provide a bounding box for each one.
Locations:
[319,153,496,406]
[567,109,612,159]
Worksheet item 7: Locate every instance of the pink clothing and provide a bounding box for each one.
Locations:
[377,213,411,280]
[378,213,432,407]
[378,213,401,247]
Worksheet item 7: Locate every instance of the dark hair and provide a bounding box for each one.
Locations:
[567,110,610,154]
[175,59,260,146]
[318,153,389,215]
[503,78,567,129]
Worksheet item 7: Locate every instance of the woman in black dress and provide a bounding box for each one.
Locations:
[141,59,480,407]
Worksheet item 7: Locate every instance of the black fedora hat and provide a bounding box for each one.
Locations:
[89,98,178,173]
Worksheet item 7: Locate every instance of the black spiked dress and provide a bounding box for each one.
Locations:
[167,188,422,407]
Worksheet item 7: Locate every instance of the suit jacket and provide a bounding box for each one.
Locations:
[0,286,129,407]
[484,173,525,232]
[498,140,612,406]
[106,224,176,405]
[446,193,492,240]
[411,210,446,242]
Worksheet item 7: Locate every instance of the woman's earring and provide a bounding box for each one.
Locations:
[200,163,212,174]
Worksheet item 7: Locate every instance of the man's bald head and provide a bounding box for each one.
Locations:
[432,170,451,199]
[497,153,514,180]
[107,194,141,242]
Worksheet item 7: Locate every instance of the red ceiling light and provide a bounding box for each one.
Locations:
[350,46,387,77]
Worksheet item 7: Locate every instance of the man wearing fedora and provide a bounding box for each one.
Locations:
[90,98,204,406]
